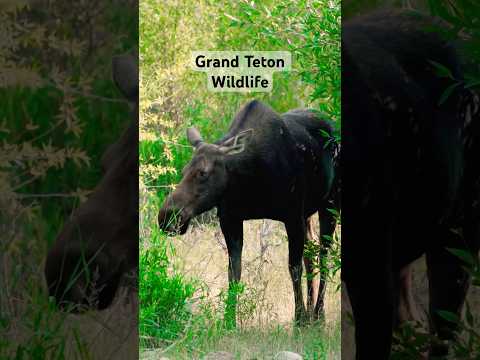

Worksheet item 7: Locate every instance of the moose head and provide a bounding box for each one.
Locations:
[158,127,252,235]
[44,54,138,312]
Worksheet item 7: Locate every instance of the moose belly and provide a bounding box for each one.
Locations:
[220,180,307,222]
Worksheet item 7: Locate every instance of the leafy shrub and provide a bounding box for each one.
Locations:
[219,0,340,120]
[140,230,195,342]
[1,1,136,358]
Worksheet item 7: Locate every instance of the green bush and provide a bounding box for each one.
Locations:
[139,230,195,342]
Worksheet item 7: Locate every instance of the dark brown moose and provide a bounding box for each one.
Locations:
[158,100,339,325]
[44,54,138,312]
[343,10,480,359]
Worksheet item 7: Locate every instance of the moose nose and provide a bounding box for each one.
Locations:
[52,280,89,313]
[45,247,121,313]
[158,208,184,234]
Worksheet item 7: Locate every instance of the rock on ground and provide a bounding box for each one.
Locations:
[274,351,303,360]
[202,351,235,360]
[140,350,169,360]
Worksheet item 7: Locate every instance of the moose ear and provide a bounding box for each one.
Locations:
[112,54,138,102]
[187,127,203,148]
[220,128,253,156]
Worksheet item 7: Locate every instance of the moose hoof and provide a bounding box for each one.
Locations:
[429,341,449,359]
[294,310,309,326]
[313,311,326,323]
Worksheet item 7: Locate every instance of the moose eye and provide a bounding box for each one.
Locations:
[198,170,208,180]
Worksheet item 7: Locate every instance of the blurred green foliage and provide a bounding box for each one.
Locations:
[2,1,137,242]
[1,1,137,358]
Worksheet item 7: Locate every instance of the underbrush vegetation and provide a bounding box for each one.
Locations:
[140,0,341,358]
[139,216,342,359]
[140,229,195,342]
[1,1,137,359]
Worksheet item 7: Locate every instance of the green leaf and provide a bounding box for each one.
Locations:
[465,79,480,89]
[438,310,460,324]
[429,60,455,79]
[447,247,477,266]
[439,82,461,105]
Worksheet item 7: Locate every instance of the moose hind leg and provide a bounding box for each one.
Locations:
[304,216,318,317]
[426,242,470,357]
[395,264,421,327]
[314,207,336,320]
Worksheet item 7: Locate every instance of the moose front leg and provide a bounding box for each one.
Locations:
[220,216,243,329]
[285,218,308,325]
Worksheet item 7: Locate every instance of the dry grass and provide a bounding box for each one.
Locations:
[62,288,138,360]
[143,322,340,360]
[1,248,138,360]
[148,217,341,359]
[174,219,340,327]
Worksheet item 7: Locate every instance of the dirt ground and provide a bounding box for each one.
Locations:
[171,218,341,329]
[1,262,138,360]
[64,289,139,359]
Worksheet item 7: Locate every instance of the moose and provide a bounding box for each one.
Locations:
[44,54,138,311]
[342,10,480,358]
[158,100,339,324]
